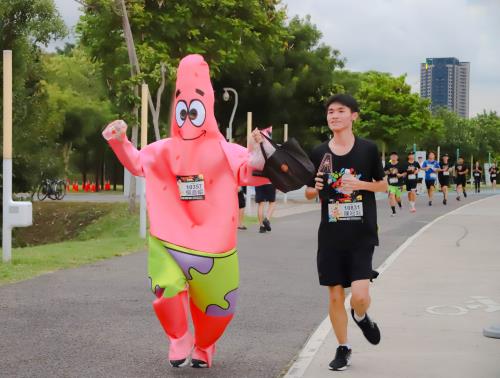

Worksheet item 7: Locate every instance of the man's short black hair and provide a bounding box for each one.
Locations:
[390,151,398,156]
[442,153,449,158]
[325,94,360,113]
[408,151,415,156]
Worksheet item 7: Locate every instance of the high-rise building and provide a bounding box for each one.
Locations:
[420,57,470,118]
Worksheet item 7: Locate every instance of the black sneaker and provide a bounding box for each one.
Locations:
[464,191,467,198]
[329,345,352,371]
[170,358,188,368]
[351,309,381,345]
[443,198,447,205]
[428,201,432,206]
[259,225,266,233]
[397,201,402,209]
[456,196,460,201]
[191,359,208,368]
[263,217,272,231]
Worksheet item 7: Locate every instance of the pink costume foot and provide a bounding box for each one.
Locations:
[153,290,194,362]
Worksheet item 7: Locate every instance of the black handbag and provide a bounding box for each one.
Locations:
[254,132,315,193]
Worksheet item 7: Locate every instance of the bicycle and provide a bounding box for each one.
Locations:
[37,179,66,201]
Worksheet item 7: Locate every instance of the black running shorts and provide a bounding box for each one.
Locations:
[238,190,246,209]
[455,176,466,186]
[255,184,276,203]
[439,177,450,187]
[317,244,375,288]
[425,180,436,189]
[406,180,417,191]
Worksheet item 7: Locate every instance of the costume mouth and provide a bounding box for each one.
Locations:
[181,130,206,141]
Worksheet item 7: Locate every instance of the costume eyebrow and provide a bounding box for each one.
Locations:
[176,89,181,98]
[195,88,205,96]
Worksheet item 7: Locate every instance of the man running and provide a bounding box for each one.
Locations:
[385,152,404,216]
[306,94,387,371]
[405,151,420,212]
[489,163,498,191]
[422,151,440,206]
[455,157,468,200]
[438,154,451,205]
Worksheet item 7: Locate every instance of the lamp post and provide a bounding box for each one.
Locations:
[223,87,238,143]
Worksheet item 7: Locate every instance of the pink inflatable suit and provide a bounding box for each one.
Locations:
[103,54,268,368]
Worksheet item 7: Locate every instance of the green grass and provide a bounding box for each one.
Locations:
[0,203,145,286]
[0,204,259,286]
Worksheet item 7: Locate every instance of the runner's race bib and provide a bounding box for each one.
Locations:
[408,174,416,180]
[328,201,363,222]
[177,174,205,200]
[474,173,480,177]
[492,174,497,178]
[443,171,450,176]
[389,177,398,184]
[430,173,437,179]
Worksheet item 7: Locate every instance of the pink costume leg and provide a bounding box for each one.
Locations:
[153,289,193,364]
[190,299,234,367]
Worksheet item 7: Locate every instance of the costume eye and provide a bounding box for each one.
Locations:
[175,101,188,127]
[189,100,206,127]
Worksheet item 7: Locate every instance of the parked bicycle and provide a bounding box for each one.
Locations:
[37,178,66,201]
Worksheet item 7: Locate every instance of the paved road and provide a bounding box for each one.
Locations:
[0,192,493,378]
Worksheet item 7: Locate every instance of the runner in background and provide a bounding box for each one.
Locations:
[385,152,404,216]
[473,161,483,193]
[455,157,469,200]
[422,151,440,206]
[438,154,451,205]
[405,152,420,212]
[489,163,498,191]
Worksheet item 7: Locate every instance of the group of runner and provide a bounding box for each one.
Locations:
[384,151,499,215]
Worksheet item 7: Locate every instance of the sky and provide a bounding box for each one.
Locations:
[51,0,500,116]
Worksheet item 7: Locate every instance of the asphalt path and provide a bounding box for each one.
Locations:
[0,191,493,378]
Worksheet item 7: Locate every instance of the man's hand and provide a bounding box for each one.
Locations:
[341,174,365,193]
[102,120,127,141]
[314,172,325,191]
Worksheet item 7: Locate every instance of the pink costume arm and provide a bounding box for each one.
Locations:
[220,141,270,187]
[108,138,144,177]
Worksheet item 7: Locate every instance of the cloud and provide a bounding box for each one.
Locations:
[283,0,500,116]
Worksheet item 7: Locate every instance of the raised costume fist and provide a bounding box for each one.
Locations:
[102,120,127,141]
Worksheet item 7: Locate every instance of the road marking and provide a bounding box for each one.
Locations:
[283,195,498,378]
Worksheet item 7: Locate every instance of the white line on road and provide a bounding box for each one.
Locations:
[283,195,498,378]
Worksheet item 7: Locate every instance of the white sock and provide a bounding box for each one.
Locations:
[353,312,366,322]
[339,343,351,350]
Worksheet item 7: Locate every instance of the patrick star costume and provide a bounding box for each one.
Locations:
[102,54,269,368]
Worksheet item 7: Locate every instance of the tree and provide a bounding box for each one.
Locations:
[42,47,116,186]
[355,72,435,157]
[0,0,66,191]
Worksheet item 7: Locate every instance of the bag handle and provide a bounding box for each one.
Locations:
[258,131,278,161]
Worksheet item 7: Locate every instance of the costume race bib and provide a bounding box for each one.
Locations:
[408,174,416,180]
[329,201,363,222]
[389,177,398,184]
[177,174,205,200]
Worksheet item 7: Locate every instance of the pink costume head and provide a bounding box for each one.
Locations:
[171,54,223,142]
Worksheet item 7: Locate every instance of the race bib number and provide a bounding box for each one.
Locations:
[430,173,437,179]
[389,177,398,184]
[492,174,497,178]
[443,171,449,176]
[328,201,363,222]
[474,173,480,177]
[177,174,205,200]
[408,174,416,180]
